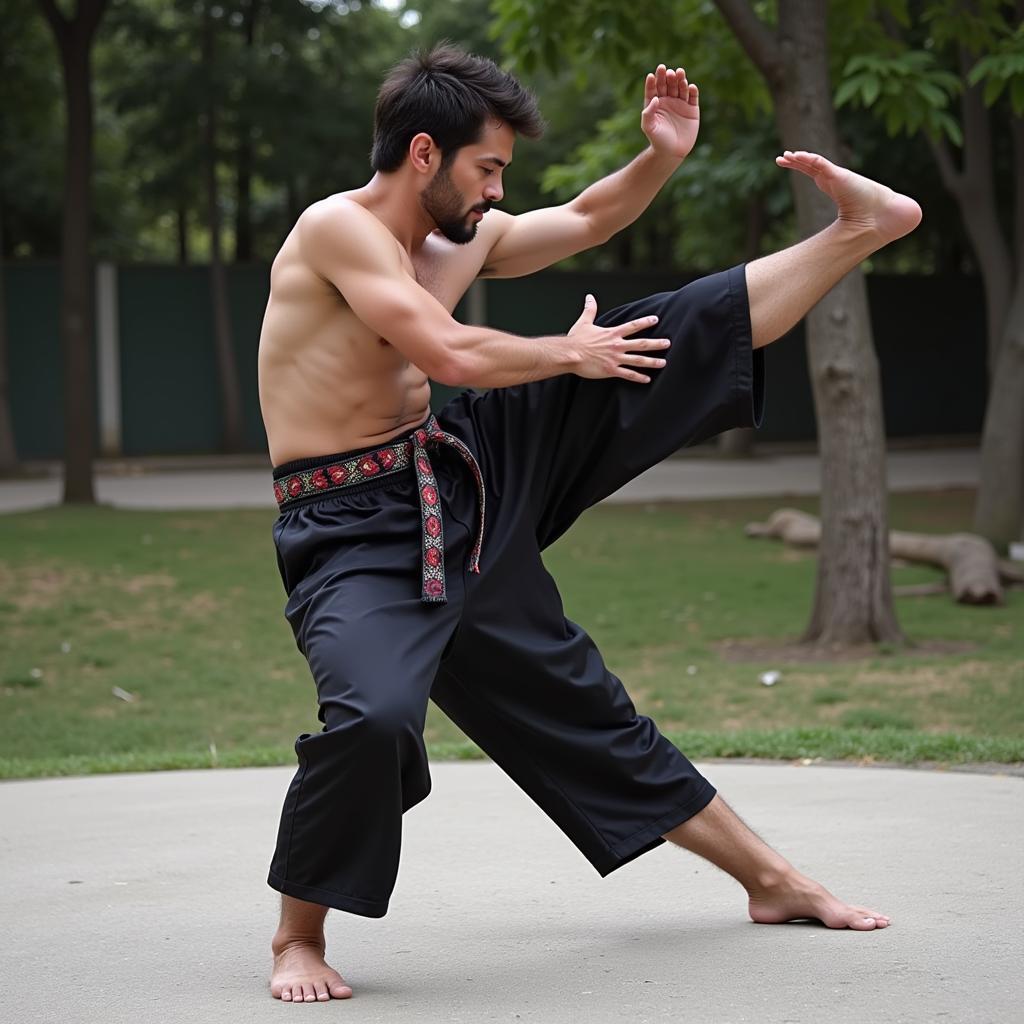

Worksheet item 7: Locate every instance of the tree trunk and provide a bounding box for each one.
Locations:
[176,194,189,264]
[975,271,1024,548]
[0,213,19,472]
[285,177,301,226]
[714,0,904,646]
[774,1,904,645]
[972,112,1024,547]
[202,2,245,452]
[234,0,260,262]
[926,67,1011,375]
[37,0,109,504]
[921,43,1022,547]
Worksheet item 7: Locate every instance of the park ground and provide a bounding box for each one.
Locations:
[1,487,1020,778]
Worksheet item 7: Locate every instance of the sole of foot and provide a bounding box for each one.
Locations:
[776,150,922,245]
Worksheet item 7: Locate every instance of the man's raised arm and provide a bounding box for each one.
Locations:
[480,64,700,279]
[298,201,670,389]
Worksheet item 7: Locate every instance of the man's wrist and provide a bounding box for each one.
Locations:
[643,144,686,173]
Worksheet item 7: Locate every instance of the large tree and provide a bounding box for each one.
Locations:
[37,0,111,503]
[835,0,1024,547]
[497,0,909,646]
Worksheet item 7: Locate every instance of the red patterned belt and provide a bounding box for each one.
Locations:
[273,415,485,604]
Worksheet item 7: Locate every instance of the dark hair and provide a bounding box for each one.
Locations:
[370,43,545,172]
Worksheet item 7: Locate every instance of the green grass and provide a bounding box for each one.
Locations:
[0,488,1021,779]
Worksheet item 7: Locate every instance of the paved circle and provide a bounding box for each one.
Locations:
[2,760,1019,1023]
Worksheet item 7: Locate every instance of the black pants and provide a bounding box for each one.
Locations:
[268,263,765,917]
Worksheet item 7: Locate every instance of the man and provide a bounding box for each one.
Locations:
[258,45,920,1003]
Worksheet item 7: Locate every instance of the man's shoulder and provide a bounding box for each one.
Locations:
[297,194,399,268]
[299,193,380,237]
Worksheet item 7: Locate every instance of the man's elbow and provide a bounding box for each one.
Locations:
[428,352,471,388]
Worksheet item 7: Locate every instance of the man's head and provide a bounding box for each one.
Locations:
[371,44,545,243]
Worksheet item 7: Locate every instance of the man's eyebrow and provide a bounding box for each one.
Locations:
[480,155,509,168]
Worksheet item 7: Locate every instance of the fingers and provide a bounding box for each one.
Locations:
[616,313,661,338]
[650,65,691,101]
[619,368,654,384]
[616,339,670,385]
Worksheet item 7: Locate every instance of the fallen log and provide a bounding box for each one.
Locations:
[745,508,1014,606]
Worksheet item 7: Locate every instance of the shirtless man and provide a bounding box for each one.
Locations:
[259,45,920,1003]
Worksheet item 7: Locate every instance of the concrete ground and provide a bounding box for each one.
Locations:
[1,761,1020,1023]
[0,446,980,513]
[4,444,1018,1021]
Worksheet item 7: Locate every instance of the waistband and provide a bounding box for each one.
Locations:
[272,414,485,605]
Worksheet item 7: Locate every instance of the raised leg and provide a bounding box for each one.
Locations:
[747,151,922,348]
[662,795,890,930]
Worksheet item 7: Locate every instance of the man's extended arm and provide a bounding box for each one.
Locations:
[299,201,670,389]
[481,64,700,279]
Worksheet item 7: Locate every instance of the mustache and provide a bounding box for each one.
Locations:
[471,202,492,214]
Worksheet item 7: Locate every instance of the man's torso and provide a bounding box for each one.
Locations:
[257,192,501,466]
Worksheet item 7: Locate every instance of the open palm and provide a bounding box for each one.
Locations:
[641,64,700,160]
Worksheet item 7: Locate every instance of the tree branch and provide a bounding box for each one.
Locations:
[36,0,69,45]
[926,133,962,194]
[712,0,783,85]
[958,46,992,194]
[81,0,111,39]
[1013,113,1024,280]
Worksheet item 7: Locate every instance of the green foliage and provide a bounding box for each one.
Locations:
[0,1,65,257]
[492,0,782,268]
[836,0,1024,143]
[835,51,963,143]
[967,22,1024,115]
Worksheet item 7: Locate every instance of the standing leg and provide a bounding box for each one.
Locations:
[271,898,352,1002]
[662,796,890,930]
[747,151,922,348]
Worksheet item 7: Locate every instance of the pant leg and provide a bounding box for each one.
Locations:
[430,537,715,877]
[440,263,765,550]
[268,476,469,917]
[422,267,761,874]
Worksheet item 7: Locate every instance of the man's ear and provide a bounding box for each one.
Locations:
[408,133,438,174]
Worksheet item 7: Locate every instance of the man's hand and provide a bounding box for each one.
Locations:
[641,64,700,161]
[568,295,671,384]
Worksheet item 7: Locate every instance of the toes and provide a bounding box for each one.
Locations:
[330,980,353,999]
[314,980,330,1001]
[854,906,891,927]
[279,986,292,1002]
[302,982,318,1002]
[848,915,878,931]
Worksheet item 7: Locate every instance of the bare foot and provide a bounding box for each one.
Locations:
[776,150,922,245]
[747,866,891,931]
[270,937,353,1002]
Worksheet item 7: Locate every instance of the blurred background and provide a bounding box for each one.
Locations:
[0,0,1021,776]
[3,3,1019,507]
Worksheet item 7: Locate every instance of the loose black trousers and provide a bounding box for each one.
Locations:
[268,263,765,917]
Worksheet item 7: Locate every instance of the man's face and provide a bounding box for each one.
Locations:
[419,119,515,244]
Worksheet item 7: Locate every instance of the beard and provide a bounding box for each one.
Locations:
[420,163,489,244]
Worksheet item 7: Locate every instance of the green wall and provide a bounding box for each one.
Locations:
[2,263,988,459]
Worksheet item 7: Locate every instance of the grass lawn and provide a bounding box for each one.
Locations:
[0,488,1021,778]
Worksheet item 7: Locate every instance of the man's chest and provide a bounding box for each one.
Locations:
[410,237,489,314]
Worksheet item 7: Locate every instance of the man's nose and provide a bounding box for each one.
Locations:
[484,180,503,203]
